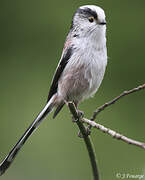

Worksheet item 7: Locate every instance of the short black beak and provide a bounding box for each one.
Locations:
[99,21,106,25]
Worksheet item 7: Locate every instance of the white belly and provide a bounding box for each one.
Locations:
[82,48,107,100]
[58,34,107,103]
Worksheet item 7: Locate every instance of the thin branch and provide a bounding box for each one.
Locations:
[68,84,145,180]
[91,84,145,121]
[82,118,145,150]
[68,102,99,180]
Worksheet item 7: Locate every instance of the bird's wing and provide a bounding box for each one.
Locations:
[47,42,73,102]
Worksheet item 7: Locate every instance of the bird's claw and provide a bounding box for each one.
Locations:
[78,126,91,138]
[72,110,84,122]
[86,127,91,135]
[77,110,84,119]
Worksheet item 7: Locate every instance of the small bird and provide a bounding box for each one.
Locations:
[0,5,107,175]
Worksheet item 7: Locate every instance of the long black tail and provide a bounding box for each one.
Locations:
[0,96,55,176]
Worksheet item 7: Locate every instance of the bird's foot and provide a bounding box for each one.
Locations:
[78,126,91,138]
[77,110,84,119]
[72,110,84,122]
[86,127,91,136]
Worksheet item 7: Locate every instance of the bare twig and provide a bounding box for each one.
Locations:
[82,118,145,150]
[68,102,99,180]
[91,84,145,121]
[67,84,145,180]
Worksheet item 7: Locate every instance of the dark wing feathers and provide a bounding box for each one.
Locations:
[47,47,73,102]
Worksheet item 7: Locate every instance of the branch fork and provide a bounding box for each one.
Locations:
[67,84,145,180]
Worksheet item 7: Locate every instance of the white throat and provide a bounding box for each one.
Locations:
[88,27,106,50]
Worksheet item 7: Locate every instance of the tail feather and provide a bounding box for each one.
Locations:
[0,96,55,176]
[53,103,65,119]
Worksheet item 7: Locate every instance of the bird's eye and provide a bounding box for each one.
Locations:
[88,17,95,23]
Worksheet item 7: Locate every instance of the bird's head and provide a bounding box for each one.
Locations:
[70,5,106,38]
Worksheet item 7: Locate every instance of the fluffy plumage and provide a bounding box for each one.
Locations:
[0,5,107,175]
[48,5,107,116]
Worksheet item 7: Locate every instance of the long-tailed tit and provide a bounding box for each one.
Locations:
[0,5,107,175]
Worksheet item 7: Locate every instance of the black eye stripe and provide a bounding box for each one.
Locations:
[77,7,98,20]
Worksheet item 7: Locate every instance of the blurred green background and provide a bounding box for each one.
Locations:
[0,0,145,180]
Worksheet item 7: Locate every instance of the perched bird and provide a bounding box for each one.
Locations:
[0,5,107,175]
